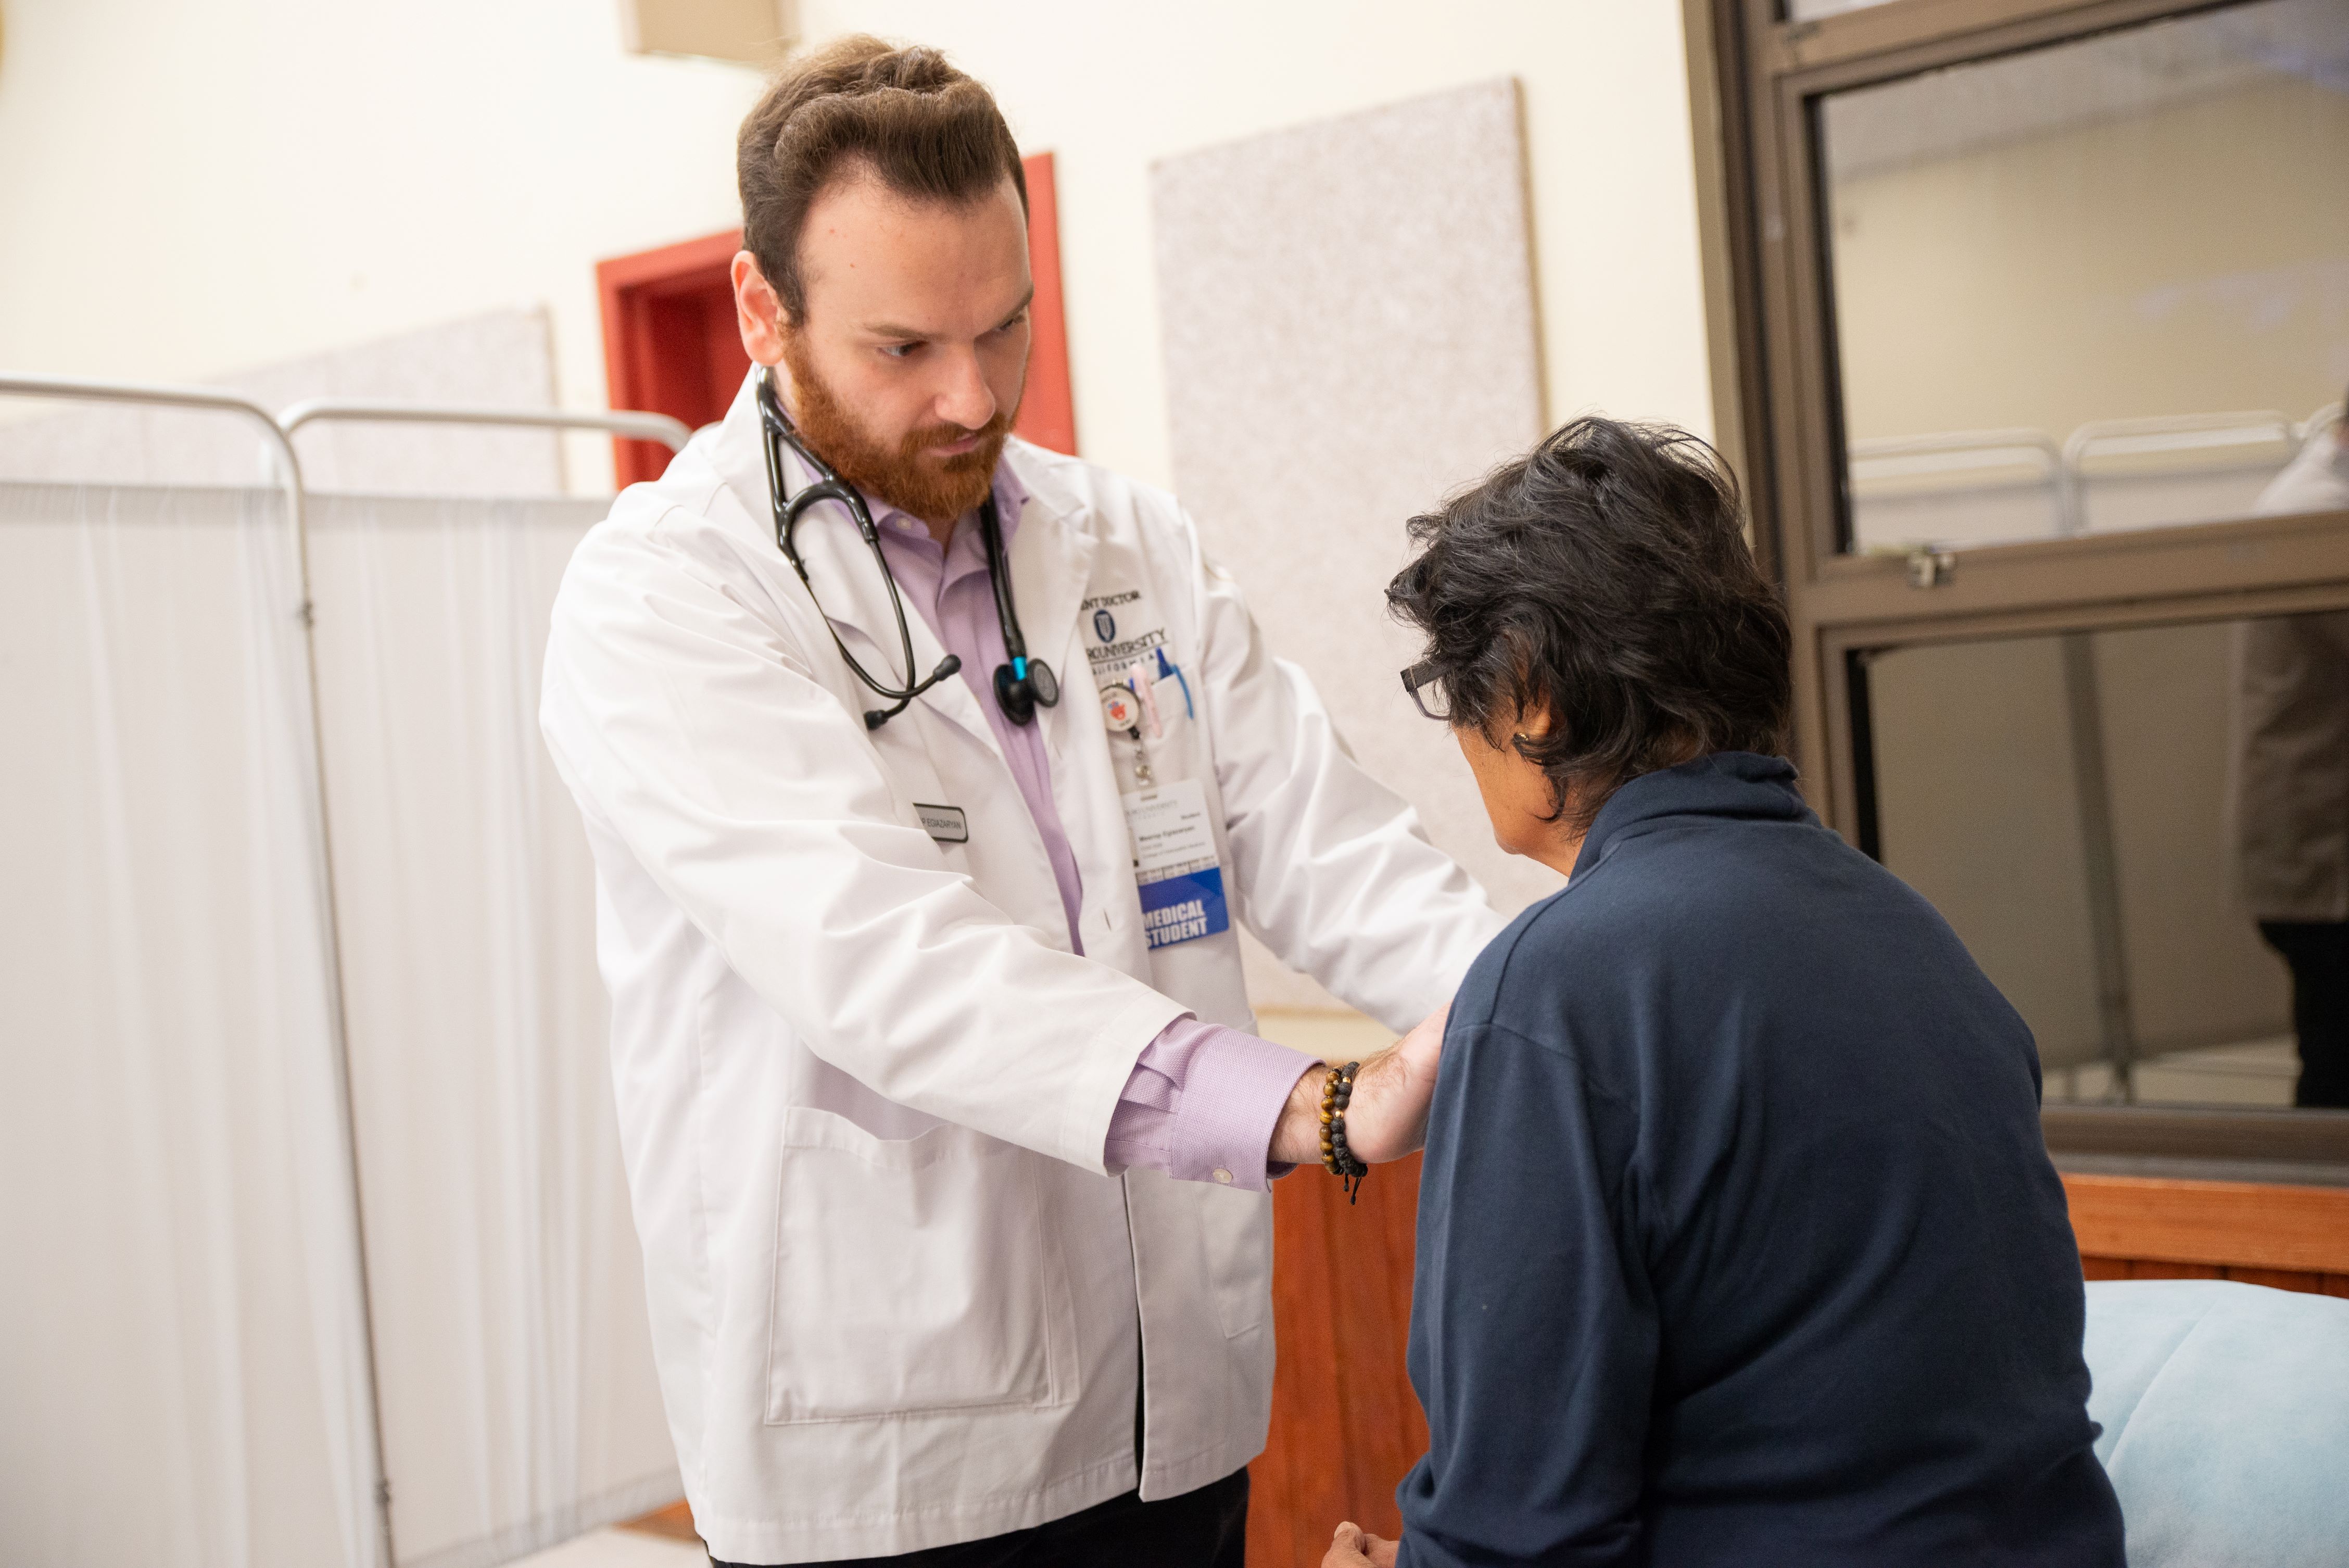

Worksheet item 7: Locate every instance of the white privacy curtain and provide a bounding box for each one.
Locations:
[0,480,675,1568]
[0,482,380,1568]
[305,493,674,1568]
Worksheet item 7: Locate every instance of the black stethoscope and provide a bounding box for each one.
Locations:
[758,368,1060,731]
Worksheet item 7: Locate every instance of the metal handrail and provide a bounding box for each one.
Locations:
[1848,426,2063,483]
[2061,409,2299,471]
[0,371,396,1568]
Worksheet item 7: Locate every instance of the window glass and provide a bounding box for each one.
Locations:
[1820,0,2349,553]
[1860,610,2349,1110]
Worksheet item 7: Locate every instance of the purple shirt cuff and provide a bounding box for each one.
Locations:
[1103,1016,1321,1192]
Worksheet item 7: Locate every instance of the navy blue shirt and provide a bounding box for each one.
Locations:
[1398,753,2124,1567]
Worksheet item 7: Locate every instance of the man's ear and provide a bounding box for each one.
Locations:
[732,251,789,368]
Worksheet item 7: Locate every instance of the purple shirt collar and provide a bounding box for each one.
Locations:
[862,461,1033,555]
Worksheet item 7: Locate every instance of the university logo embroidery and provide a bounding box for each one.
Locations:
[1081,588,1162,671]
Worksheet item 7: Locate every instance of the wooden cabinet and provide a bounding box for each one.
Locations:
[2064,1173,2349,1296]
[1247,1155,1428,1566]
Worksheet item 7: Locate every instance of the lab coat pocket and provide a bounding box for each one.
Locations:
[1124,666,1202,780]
[1197,1184,1272,1338]
[763,1107,1076,1425]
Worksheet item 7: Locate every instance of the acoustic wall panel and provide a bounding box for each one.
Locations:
[1153,79,1548,1010]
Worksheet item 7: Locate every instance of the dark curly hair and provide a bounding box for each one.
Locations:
[738,36,1027,324]
[1387,416,1791,830]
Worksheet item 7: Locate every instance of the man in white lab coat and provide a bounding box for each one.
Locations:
[539,36,1503,1566]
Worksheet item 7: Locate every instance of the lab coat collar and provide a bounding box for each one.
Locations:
[993,442,1098,772]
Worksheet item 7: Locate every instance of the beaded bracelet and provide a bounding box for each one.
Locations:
[1319,1060,1368,1203]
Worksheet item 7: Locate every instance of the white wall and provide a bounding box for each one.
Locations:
[0,0,1718,492]
[0,0,761,487]
[791,0,1720,482]
[1829,77,2349,448]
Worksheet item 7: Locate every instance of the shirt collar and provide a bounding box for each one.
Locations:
[866,459,1033,553]
[1570,752,1814,880]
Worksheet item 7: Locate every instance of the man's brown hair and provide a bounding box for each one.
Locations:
[737,36,1027,324]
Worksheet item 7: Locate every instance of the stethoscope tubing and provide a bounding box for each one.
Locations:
[760,371,962,728]
[756,367,1054,731]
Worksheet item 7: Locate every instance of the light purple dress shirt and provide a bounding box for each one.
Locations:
[864,465,1319,1191]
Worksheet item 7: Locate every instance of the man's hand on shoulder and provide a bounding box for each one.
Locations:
[1269,1001,1451,1168]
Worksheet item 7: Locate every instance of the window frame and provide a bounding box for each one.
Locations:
[1698,0,2349,1163]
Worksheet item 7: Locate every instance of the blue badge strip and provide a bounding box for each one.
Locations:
[1139,865,1228,950]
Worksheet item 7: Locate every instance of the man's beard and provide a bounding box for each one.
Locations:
[779,333,1017,529]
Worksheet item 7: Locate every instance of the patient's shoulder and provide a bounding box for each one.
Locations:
[1447,884,1613,1038]
[1462,813,1954,1033]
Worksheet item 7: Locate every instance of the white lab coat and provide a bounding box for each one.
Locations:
[540,371,1501,1563]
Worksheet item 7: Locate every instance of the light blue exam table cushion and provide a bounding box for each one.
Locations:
[2083,1279,2349,1567]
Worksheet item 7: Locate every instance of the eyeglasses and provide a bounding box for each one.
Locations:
[1400,658,1453,722]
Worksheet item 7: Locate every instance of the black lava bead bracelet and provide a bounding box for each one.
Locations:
[1319,1060,1368,1203]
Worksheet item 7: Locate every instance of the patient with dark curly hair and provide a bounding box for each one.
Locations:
[1322,419,2125,1568]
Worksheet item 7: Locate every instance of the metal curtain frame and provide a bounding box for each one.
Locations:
[262,398,684,1558]
[278,398,692,458]
[267,396,689,1555]
[0,375,694,1568]
[0,371,397,1568]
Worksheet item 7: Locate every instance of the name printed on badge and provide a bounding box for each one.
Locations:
[913,803,968,844]
[1122,778,1230,950]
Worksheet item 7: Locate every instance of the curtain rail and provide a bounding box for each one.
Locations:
[278,398,692,453]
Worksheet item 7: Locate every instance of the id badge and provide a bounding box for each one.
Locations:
[1122,778,1230,950]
